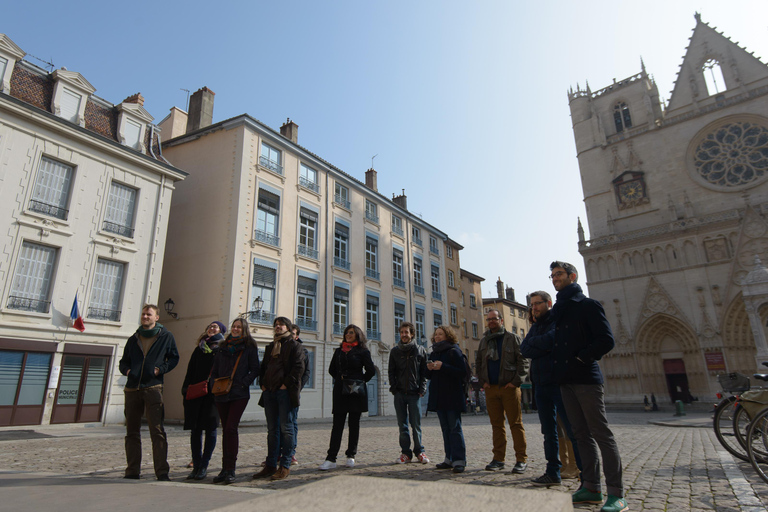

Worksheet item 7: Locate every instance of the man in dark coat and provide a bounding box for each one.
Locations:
[118,304,179,481]
[549,261,627,512]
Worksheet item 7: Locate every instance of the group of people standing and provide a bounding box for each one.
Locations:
[116,260,627,512]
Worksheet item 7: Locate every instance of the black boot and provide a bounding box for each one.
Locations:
[213,470,227,484]
[223,470,236,484]
[194,466,208,480]
[186,467,199,480]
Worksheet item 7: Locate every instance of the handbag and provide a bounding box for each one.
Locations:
[185,380,209,400]
[212,351,244,396]
[341,379,366,398]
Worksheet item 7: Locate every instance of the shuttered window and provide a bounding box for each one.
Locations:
[104,182,137,237]
[88,258,124,319]
[124,119,142,150]
[60,88,82,123]
[30,157,73,220]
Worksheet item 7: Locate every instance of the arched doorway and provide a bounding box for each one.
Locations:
[721,294,757,375]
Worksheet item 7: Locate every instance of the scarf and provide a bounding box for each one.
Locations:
[341,340,358,353]
[398,340,416,352]
[199,332,224,353]
[550,283,582,322]
[224,335,245,354]
[484,327,506,361]
[272,330,293,358]
[138,323,163,338]
[431,340,453,353]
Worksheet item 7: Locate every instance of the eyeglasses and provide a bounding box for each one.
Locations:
[549,271,567,280]
[530,301,546,307]
[487,317,500,322]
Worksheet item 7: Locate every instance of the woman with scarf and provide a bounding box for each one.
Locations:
[210,317,260,484]
[318,324,376,470]
[181,321,226,480]
[427,325,468,473]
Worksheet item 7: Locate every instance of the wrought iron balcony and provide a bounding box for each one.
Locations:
[254,229,280,247]
[393,278,406,289]
[365,210,379,224]
[29,200,68,220]
[333,323,345,335]
[295,317,317,332]
[432,291,442,301]
[103,221,134,238]
[298,244,318,259]
[249,310,276,325]
[334,257,351,270]
[414,285,425,295]
[87,307,121,322]
[7,295,50,313]
[391,225,403,236]
[430,246,439,256]
[365,268,380,280]
[367,329,381,341]
[334,194,350,209]
[299,176,320,193]
[413,236,422,247]
[259,155,283,175]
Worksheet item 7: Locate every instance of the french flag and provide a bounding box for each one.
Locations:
[70,292,85,332]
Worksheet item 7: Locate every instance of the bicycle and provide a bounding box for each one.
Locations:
[713,372,751,461]
[742,376,768,484]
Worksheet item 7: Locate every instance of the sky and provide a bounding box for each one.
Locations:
[5,1,768,301]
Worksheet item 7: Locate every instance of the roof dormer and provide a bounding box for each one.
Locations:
[117,93,154,153]
[0,34,25,94]
[51,68,96,127]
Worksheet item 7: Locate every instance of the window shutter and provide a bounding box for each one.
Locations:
[60,88,82,123]
[12,242,56,300]
[367,295,379,306]
[253,264,277,288]
[258,190,280,215]
[300,208,317,222]
[105,182,137,228]
[125,119,142,149]
[90,259,124,310]
[297,276,316,296]
[334,287,348,301]
[335,224,349,238]
[32,157,72,209]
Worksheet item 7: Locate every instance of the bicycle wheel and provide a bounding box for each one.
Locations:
[733,403,753,457]
[713,396,749,461]
[747,407,768,483]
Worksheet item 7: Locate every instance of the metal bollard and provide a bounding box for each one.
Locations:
[674,400,686,416]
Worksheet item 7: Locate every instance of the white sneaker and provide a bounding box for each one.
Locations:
[318,460,336,471]
[345,458,355,468]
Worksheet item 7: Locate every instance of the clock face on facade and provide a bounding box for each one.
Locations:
[619,180,643,201]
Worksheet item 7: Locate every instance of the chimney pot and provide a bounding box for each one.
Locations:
[365,168,378,192]
[186,86,215,133]
[392,189,408,210]
[280,118,299,143]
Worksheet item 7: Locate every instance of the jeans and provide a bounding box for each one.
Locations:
[436,409,466,466]
[394,393,423,457]
[274,406,300,456]
[485,385,527,463]
[215,398,249,471]
[535,383,581,478]
[124,386,168,478]
[327,411,361,462]
[263,389,295,468]
[190,428,217,469]
[560,383,623,497]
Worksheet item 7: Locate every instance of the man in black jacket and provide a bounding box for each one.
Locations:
[118,304,179,481]
[388,322,429,464]
[549,261,627,512]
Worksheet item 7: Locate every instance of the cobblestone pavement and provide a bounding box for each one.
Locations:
[2,411,768,511]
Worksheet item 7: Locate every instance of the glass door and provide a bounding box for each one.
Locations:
[51,355,109,423]
[0,350,52,426]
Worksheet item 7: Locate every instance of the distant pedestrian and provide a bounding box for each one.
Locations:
[318,324,376,470]
[389,321,429,464]
[119,304,180,481]
[427,326,468,473]
[181,321,226,481]
[651,393,658,411]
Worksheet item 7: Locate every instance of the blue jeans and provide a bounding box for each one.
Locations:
[263,389,295,468]
[190,428,217,469]
[535,383,581,478]
[436,409,465,466]
[274,406,300,454]
[394,393,423,457]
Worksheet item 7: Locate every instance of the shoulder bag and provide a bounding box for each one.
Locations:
[212,351,244,396]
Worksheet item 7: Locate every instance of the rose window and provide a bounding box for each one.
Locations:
[693,121,768,188]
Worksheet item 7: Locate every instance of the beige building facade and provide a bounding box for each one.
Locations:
[570,15,768,404]
[0,34,187,426]
[458,269,486,367]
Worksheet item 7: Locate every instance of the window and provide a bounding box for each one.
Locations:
[303,348,315,389]
[703,58,726,96]
[251,264,276,325]
[259,142,283,175]
[392,249,405,288]
[394,302,405,342]
[298,208,318,259]
[520,329,525,337]
[8,242,57,313]
[88,258,124,321]
[365,200,379,224]
[472,322,478,339]
[450,304,457,325]
[333,223,350,270]
[413,258,424,294]
[0,56,7,87]
[446,245,453,259]
[366,295,380,340]
[299,163,319,193]
[60,87,82,123]
[29,157,73,220]
[433,311,442,329]
[469,293,477,308]
[104,182,136,238]
[415,307,425,344]
[333,286,349,334]
[448,270,455,288]
[518,309,525,318]
[391,215,403,236]
[613,102,632,133]
[124,119,142,150]
[429,236,439,255]
[255,189,280,246]
[334,182,350,209]
[296,276,317,331]
[431,264,441,300]
[462,320,467,337]
[461,292,465,307]
[365,236,379,280]
[512,326,518,334]
[412,226,422,246]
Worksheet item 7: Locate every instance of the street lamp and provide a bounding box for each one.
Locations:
[163,298,179,319]
[240,296,264,320]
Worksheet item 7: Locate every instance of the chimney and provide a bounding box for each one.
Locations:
[186,86,215,133]
[280,118,298,144]
[365,168,378,192]
[392,189,407,210]
[123,93,145,106]
[496,277,504,299]
[505,287,515,302]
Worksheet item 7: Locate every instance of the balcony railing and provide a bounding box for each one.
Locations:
[7,295,50,313]
[259,155,283,175]
[298,244,318,259]
[295,317,317,332]
[367,329,381,341]
[249,310,276,325]
[333,323,345,335]
[432,291,442,301]
[430,246,439,256]
[391,224,403,236]
[393,278,406,289]
[365,268,380,280]
[414,285,425,295]
[299,176,320,193]
[334,257,351,270]
[334,194,350,209]
[365,210,379,224]
[103,221,134,238]
[413,236,422,247]
[29,200,68,220]
[87,307,121,322]
[254,229,280,247]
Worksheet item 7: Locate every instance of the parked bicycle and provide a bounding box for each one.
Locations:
[713,372,751,461]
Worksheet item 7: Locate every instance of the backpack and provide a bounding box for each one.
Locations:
[461,352,473,399]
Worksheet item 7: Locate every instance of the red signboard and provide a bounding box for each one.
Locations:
[705,352,726,372]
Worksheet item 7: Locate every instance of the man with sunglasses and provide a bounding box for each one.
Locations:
[549,261,627,512]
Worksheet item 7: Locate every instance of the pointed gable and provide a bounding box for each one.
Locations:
[667,15,768,112]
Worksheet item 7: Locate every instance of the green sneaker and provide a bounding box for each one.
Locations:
[601,495,628,512]
[572,487,604,504]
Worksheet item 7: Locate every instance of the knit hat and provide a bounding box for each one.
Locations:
[211,321,227,334]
